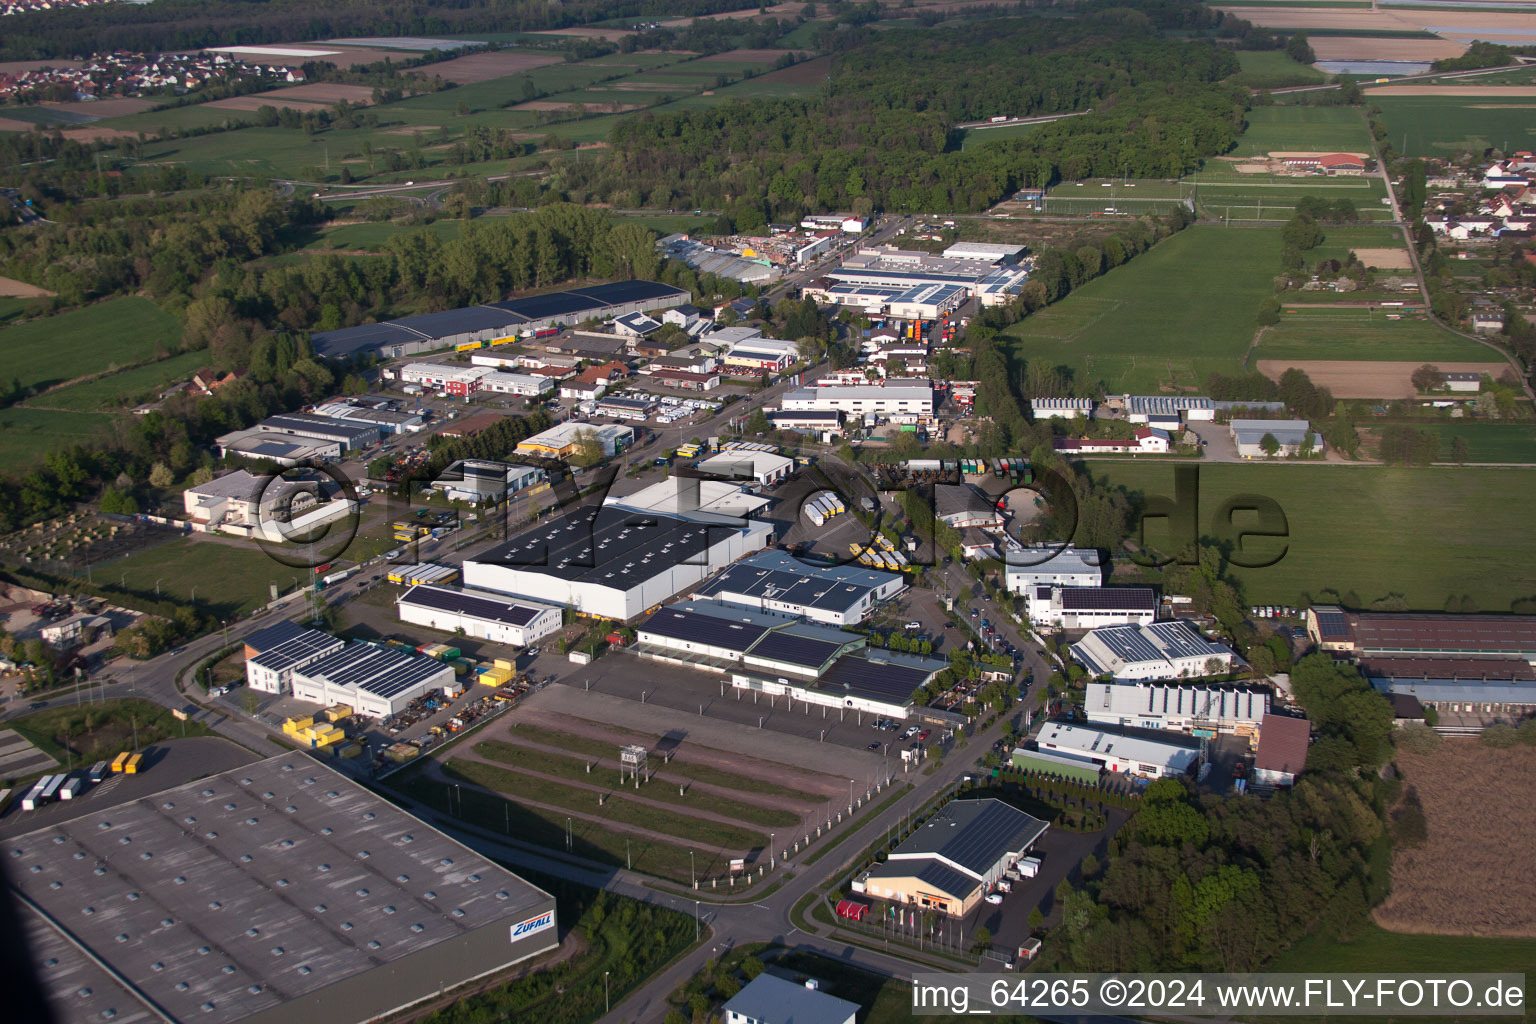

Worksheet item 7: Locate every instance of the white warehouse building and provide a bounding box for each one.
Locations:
[397,585,562,648]
[691,550,907,627]
[291,642,456,718]
[1035,722,1202,780]
[780,380,935,418]
[1004,545,1104,594]
[243,622,345,696]
[1027,586,1157,629]
[1085,680,1269,738]
[1071,619,1238,680]
[463,503,772,621]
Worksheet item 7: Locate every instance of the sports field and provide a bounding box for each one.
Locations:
[1229,105,1373,158]
[1256,306,1496,363]
[1373,94,1536,159]
[1187,167,1391,222]
[1039,179,1192,216]
[1080,462,1536,610]
[1005,225,1277,393]
[6,297,183,393]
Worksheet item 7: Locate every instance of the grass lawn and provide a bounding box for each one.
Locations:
[444,757,771,852]
[504,723,824,801]
[392,770,730,885]
[1191,174,1390,222]
[1375,95,1536,160]
[1404,421,1536,463]
[1230,105,1373,159]
[38,350,207,412]
[0,297,28,325]
[308,218,463,250]
[1304,224,1407,262]
[1258,309,1494,363]
[1082,462,1536,610]
[473,740,801,828]
[1004,224,1277,393]
[96,536,298,617]
[6,297,182,392]
[8,698,212,775]
[1230,49,1328,89]
[0,407,117,468]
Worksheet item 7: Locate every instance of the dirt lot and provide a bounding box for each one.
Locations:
[0,60,82,74]
[1256,359,1508,398]
[699,48,785,63]
[429,50,563,84]
[1374,740,1536,937]
[53,126,141,142]
[205,82,375,114]
[529,27,642,42]
[757,54,833,84]
[1364,85,1536,97]
[1311,37,1468,61]
[206,95,332,113]
[40,97,156,119]
[0,118,37,133]
[660,3,806,26]
[1352,247,1413,270]
[0,276,52,299]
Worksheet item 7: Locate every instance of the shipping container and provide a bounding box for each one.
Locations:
[20,777,52,811]
[58,775,85,800]
[38,774,65,802]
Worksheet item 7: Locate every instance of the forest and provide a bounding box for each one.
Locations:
[591,15,1246,220]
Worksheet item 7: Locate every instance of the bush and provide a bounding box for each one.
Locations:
[1519,718,1536,746]
[1395,723,1442,754]
[1481,723,1519,748]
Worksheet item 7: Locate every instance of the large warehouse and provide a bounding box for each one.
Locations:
[1085,680,1269,738]
[244,623,345,695]
[463,502,773,621]
[780,380,936,419]
[397,584,562,648]
[309,281,691,360]
[1070,619,1237,680]
[11,755,557,1024]
[691,549,906,626]
[1306,608,1536,664]
[1034,722,1202,780]
[1027,586,1157,629]
[1004,545,1104,594]
[857,798,1049,917]
[291,642,456,717]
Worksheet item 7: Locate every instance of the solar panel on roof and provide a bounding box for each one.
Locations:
[572,281,687,305]
[822,655,934,699]
[244,619,308,652]
[310,321,425,358]
[641,608,771,652]
[748,631,843,669]
[400,585,540,627]
[913,860,974,899]
[1060,587,1155,611]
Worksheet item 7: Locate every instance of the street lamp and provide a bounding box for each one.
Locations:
[770,832,775,867]
[849,778,854,814]
[190,585,198,603]
[695,900,700,941]
[690,849,695,889]
[604,971,610,1013]
[154,577,164,597]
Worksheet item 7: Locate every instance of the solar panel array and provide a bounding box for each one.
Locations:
[913,860,976,901]
[302,644,449,700]
[639,608,773,653]
[821,654,936,700]
[249,628,344,674]
[1087,624,1164,664]
[1145,620,1219,660]
[244,619,309,653]
[694,556,896,616]
[747,631,846,670]
[472,505,728,586]
[398,585,542,627]
[1059,587,1156,611]
[1311,608,1352,641]
[894,798,1049,876]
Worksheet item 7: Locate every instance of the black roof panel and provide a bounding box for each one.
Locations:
[399,585,542,627]
[748,631,844,669]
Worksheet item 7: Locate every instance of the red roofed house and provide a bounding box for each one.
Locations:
[1319,154,1365,175]
[1253,713,1312,787]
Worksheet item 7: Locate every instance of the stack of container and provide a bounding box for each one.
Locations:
[416,642,462,661]
[385,742,420,763]
[284,714,345,748]
[282,715,315,736]
[322,704,352,723]
[478,663,514,688]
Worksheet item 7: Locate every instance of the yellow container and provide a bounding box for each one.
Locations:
[124,753,143,775]
[110,752,129,773]
[493,658,515,671]
[323,704,352,723]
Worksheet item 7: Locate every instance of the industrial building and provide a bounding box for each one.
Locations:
[463,501,773,621]
[396,362,494,397]
[803,279,969,319]
[723,974,858,1024]
[1030,397,1095,419]
[780,380,935,420]
[935,483,1005,530]
[1252,713,1311,787]
[1230,418,1318,458]
[244,622,345,695]
[309,281,691,359]
[431,459,545,504]
[479,371,555,397]
[857,798,1049,917]
[311,399,426,435]
[1034,722,1203,780]
[1305,608,1536,664]
[215,430,341,467]
[1119,395,1216,423]
[814,246,1032,307]
[696,448,794,486]
[721,336,800,372]
[1084,680,1270,738]
[692,549,907,626]
[397,584,562,647]
[182,470,356,542]
[1009,746,1102,784]
[605,474,772,521]
[1027,586,1158,629]
[767,409,842,434]
[514,421,634,462]
[11,755,557,1024]
[240,413,378,452]
[291,642,456,717]
[1004,545,1104,594]
[1070,619,1237,680]
[656,235,782,285]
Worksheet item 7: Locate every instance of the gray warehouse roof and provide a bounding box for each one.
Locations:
[891,797,1049,877]
[722,974,859,1024]
[248,626,343,674]
[398,584,552,628]
[299,642,449,700]
[9,755,552,1024]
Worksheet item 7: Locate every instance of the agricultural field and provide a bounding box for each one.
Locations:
[1271,924,1536,1001]
[1039,178,1192,217]
[1372,94,1536,159]
[1375,740,1536,934]
[1080,462,1536,610]
[36,350,209,413]
[1255,357,1511,397]
[98,536,307,617]
[1301,224,1408,265]
[7,297,183,393]
[1230,49,1328,88]
[1401,421,1536,463]
[1256,306,1500,364]
[1004,225,1278,394]
[1190,171,1390,222]
[1228,104,1373,158]
[0,408,116,468]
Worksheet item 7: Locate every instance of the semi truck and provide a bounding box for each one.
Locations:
[58,774,85,800]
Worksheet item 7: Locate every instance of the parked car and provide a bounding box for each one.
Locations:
[985,893,1004,905]
[867,742,881,751]
[917,729,931,741]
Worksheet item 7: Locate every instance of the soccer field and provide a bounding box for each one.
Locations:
[1229,105,1373,159]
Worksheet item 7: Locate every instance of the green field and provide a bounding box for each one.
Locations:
[1005,224,1277,393]
[0,407,117,467]
[1188,170,1390,223]
[306,218,464,251]
[38,350,208,412]
[1373,94,1536,159]
[1231,49,1329,89]
[97,536,315,617]
[1081,462,1536,610]
[1304,224,1407,263]
[1230,105,1373,158]
[6,297,183,392]
[1258,308,1495,363]
[1404,421,1536,463]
